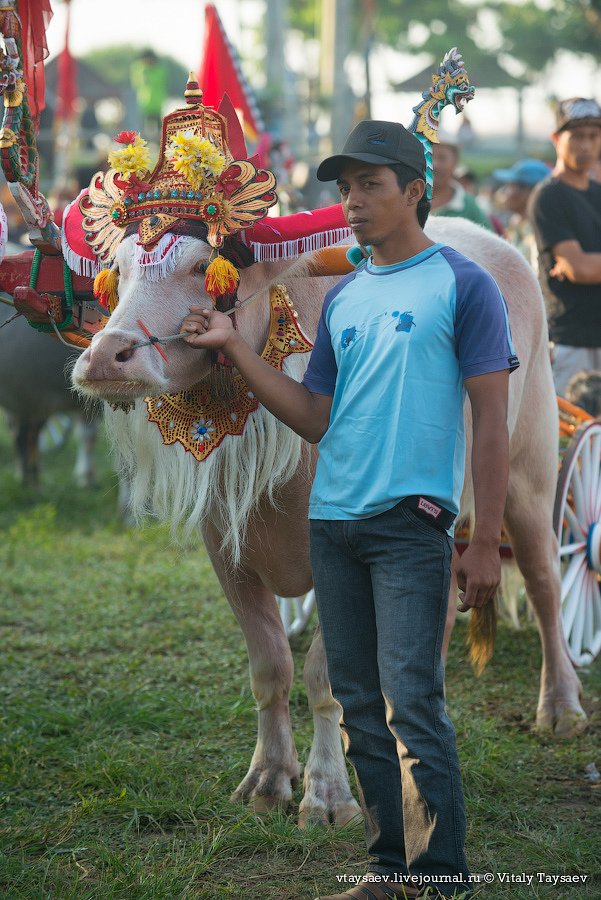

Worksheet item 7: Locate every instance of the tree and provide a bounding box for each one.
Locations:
[495,1,601,76]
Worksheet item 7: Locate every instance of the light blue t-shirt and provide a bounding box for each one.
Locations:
[302,243,518,524]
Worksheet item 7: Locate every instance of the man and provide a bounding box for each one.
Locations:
[529,97,601,395]
[493,158,550,268]
[181,120,518,899]
[430,137,492,230]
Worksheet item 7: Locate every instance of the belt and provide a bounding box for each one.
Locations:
[400,495,455,533]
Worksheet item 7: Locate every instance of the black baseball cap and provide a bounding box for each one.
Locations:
[555,97,601,133]
[316,119,426,182]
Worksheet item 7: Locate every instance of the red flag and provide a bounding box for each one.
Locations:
[198,4,264,143]
[18,0,53,117]
[56,1,78,121]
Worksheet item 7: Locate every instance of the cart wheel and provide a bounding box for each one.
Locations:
[277,589,316,638]
[553,419,601,666]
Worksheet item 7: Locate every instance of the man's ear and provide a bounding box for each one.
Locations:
[407,178,426,206]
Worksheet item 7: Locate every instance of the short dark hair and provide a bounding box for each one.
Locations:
[387,163,431,227]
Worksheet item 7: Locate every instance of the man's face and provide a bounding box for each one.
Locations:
[336,161,421,247]
[553,125,601,173]
[432,143,459,184]
[501,182,531,216]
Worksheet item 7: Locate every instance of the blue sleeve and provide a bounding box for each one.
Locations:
[302,290,338,396]
[443,248,520,380]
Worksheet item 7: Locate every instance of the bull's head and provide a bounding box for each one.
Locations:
[72,233,280,404]
[67,78,279,404]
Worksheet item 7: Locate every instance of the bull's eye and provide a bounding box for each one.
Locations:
[195,262,208,275]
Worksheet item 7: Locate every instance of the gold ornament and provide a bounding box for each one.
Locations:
[145,285,313,461]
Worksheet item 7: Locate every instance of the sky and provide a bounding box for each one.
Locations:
[45,0,601,143]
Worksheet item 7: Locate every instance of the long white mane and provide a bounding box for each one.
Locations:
[106,352,309,566]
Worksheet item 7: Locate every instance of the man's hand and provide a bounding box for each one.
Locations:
[180,306,235,350]
[455,538,500,612]
[549,257,569,281]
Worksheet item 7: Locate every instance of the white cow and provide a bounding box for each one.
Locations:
[72,217,586,824]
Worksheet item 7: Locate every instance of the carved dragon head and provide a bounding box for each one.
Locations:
[411,48,475,144]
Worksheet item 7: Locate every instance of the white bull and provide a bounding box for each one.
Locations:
[72,216,586,824]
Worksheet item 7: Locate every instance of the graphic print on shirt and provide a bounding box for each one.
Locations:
[339,311,416,352]
[340,326,358,349]
[392,310,415,333]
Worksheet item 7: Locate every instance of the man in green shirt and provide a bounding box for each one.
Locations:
[431,138,492,230]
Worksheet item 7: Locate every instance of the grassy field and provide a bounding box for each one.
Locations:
[0,415,600,900]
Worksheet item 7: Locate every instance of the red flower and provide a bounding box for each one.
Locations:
[114,130,139,145]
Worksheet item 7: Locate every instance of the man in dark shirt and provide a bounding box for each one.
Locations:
[529,97,601,395]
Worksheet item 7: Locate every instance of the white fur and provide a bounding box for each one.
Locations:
[106,352,309,566]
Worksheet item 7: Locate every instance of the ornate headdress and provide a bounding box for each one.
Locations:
[71,75,277,308]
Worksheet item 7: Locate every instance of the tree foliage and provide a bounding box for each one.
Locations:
[288,1,601,81]
[496,1,601,75]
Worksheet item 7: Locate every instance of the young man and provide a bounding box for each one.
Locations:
[528,97,601,395]
[181,120,518,899]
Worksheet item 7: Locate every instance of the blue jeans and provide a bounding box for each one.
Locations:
[310,502,471,898]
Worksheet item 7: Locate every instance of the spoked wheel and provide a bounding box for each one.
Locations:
[277,589,316,638]
[553,419,601,666]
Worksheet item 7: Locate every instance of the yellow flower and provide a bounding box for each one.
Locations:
[108,136,151,179]
[166,130,226,189]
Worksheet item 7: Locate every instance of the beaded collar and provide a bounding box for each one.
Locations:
[145,285,312,461]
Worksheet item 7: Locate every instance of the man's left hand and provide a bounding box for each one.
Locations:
[455,538,500,612]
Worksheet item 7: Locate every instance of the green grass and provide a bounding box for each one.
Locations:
[0,414,600,898]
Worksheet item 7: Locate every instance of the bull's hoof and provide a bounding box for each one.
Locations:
[230,764,300,813]
[535,702,588,739]
[298,798,361,829]
[299,772,362,829]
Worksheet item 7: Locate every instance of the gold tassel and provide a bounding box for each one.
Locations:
[467,598,497,675]
[205,254,240,302]
[93,268,119,314]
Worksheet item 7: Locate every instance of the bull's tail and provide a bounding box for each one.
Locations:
[467,598,497,675]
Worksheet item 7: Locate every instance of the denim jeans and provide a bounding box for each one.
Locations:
[310,502,471,898]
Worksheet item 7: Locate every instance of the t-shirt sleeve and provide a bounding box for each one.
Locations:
[302,293,338,396]
[448,251,520,380]
[529,182,575,251]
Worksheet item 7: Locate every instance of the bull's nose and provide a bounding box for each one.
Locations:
[85,332,140,380]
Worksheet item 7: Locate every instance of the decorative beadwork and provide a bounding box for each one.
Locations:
[145,284,313,461]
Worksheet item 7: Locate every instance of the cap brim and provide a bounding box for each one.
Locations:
[316,152,423,182]
[556,116,601,133]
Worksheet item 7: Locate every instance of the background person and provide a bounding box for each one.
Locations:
[430,136,493,230]
[493,158,550,268]
[528,97,601,395]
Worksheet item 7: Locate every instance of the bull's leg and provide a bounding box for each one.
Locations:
[299,625,361,828]
[203,531,300,811]
[10,416,44,487]
[73,417,98,487]
[503,474,587,738]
